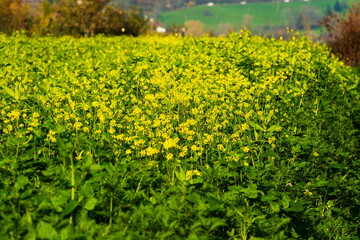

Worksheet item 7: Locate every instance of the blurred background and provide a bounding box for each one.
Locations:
[0,0,359,66]
[0,0,354,37]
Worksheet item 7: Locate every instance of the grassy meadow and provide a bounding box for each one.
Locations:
[160,0,352,31]
[0,32,359,239]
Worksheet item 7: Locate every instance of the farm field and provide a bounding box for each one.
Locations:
[0,33,359,239]
[160,0,353,31]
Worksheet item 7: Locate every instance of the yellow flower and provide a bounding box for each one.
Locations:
[268,136,276,144]
[8,110,21,121]
[313,152,319,157]
[92,101,100,108]
[303,189,313,196]
[179,146,188,157]
[217,144,226,151]
[132,107,142,115]
[163,137,179,149]
[241,123,249,131]
[110,120,116,126]
[190,144,200,151]
[203,133,213,144]
[108,127,115,134]
[46,129,57,142]
[185,169,202,180]
[145,147,159,156]
[134,139,146,147]
[242,147,251,153]
[166,153,174,160]
[74,122,83,130]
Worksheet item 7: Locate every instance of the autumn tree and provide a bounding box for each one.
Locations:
[184,20,205,36]
[321,2,360,67]
[50,0,148,36]
[0,0,38,34]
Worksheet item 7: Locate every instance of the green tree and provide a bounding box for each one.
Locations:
[334,0,342,12]
[326,4,333,16]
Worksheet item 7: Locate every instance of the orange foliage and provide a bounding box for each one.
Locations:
[321,2,360,67]
[0,0,148,36]
[0,0,38,34]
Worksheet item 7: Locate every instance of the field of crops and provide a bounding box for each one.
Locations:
[0,32,359,239]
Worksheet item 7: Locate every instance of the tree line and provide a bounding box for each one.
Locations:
[0,0,149,36]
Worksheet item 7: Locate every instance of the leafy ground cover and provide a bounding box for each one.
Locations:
[0,32,359,239]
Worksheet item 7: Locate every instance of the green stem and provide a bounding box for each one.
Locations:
[70,153,75,224]
[109,192,113,226]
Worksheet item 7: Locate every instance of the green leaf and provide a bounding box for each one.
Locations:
[261,192,278,202]
[295,162,307,170]
[60,200,78,217]
[54,125,67,134]
[269,201,280,213]
[15,175,30,191]
[265,110,274,124]
[187,192,201,204]
[285,201,304,212]
[36,221,58,240]
[314,180,329,187]
[249,237,266,240]
[267,125,281,132]
[260,150,276,158]
[84,197,98,210]
[1,85,15,98]
[249,121,265,131]
[280,193,290,209]
[81,182,94,196]
[209,220,227,232]
[150,196,157,205]
[175,167,186,182]
[59,225,73,240]
[51,190,70,212]
[228,184,263,199]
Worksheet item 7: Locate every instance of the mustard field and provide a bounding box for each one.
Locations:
[0,32,359,239]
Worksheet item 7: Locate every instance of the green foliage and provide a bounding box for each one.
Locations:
[0,32,359,239]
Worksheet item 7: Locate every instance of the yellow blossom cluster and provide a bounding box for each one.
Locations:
[0,32,356,171]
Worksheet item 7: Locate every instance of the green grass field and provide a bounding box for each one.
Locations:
[160,0,352,31]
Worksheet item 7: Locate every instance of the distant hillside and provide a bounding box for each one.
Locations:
[159,0,352,33]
